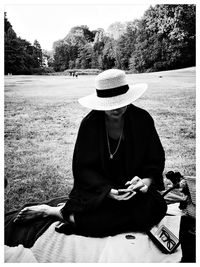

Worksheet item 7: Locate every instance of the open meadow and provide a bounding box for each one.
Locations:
[4,68,196,212]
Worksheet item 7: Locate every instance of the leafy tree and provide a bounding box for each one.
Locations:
[90,51,99,69]
[4,12,45,74]
[42,49,54,67]
[78,43,93,68]
[101,37,116,69]
[68,60,75,69]
[53,42,70,71]
[92,30,115,69]
[33,40,43,67]
[4,12,13,34]
[130,4,196,72]
[51,5,195,73]
[107,21,126,40]
[116,20,138,69]
[75,58,81,69]
[93,28,105,43]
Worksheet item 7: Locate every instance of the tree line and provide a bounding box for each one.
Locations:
[4,12,45,75]
[5,4,195,75]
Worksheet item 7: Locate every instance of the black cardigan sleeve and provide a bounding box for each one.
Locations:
[124,105,165,190]
[61,112,113,217]
[139,112,165,190]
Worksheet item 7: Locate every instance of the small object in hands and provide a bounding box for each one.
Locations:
[117,189,137,196]
[125,234,136,239]
[117,189,126,195]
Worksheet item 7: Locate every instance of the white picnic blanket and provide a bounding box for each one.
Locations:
[4,245,37,263]
[5,203,182,263]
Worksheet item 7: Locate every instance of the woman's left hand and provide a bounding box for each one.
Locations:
[124,176,150,193]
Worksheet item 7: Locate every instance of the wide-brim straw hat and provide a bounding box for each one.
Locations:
[78,69,147,110]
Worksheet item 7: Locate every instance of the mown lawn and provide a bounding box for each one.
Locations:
[4,68,196,212]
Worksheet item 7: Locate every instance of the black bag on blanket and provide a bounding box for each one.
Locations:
[147,172,196,257]
[179,176,196,263]
[5,196,69,248]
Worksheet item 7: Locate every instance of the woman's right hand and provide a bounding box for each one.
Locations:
[108,188,136,201]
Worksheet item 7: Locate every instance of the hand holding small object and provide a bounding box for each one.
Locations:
[108,188,136,201]
[108,176,150,201]
[125,176,149,193]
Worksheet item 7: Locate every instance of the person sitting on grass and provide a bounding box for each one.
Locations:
[14,69,167,237]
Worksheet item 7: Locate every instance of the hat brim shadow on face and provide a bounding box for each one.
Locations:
[78,83,148,111]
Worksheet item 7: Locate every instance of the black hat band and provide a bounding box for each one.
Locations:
[96,84,129,98]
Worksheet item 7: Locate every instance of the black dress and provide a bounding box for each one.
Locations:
[61,105,167,237]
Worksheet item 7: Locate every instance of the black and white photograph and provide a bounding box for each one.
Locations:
[2,0,197,263]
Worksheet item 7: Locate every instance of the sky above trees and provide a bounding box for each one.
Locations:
[4,3,150,50]
[5,4,195,74]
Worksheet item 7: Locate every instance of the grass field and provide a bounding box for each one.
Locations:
[4,68,196,212]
